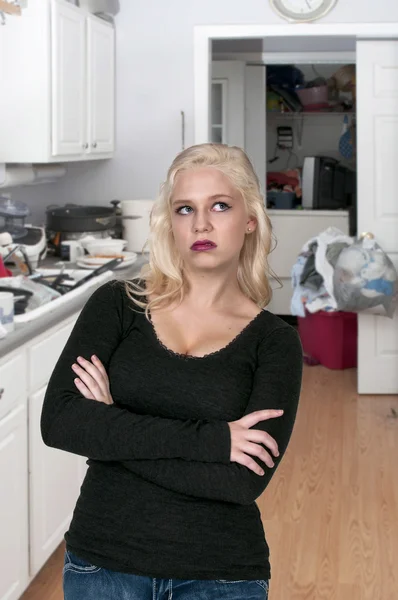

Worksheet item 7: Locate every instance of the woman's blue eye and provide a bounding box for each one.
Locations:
[213,202,231,212]
[175,202,231,215]
[176,206,193,215]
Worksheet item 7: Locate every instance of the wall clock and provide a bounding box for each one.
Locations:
[270,0,338,23]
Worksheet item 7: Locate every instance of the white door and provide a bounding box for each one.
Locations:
[51,0,86,157]
[211,61,245,148]
[357,40,398,394]
[86,16,115,154]
[29,386,85,577]
[0,405,29,600]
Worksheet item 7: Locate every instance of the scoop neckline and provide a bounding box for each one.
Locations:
[147,309,265,361]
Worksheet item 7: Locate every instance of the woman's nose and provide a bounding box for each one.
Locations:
[192,212,213,233]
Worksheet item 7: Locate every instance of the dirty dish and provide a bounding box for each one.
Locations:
[76,251,137,270]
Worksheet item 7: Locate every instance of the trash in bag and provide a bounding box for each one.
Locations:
[290,227,398,319]
[333,236,398,318]
[291,233,336,317]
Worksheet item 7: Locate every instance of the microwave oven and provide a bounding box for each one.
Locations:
[302,156,356,210]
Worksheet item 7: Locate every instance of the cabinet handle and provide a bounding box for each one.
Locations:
[92,142,97,148]
[181,110,185,150]
[83,143,89,149]
[0,388,4,400]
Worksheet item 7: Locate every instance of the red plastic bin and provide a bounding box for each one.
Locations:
[297,310,358,370]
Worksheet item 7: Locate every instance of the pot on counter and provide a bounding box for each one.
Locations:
[46,203,118,256]
[46,204,117,232]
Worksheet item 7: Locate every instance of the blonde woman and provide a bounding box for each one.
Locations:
[41,144,303,600]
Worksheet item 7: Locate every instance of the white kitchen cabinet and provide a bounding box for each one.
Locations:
[29,384,86,576]
[51,0,86,157]
[0,350,26,421]
[0,0,115,163]
[87,15,115,154]
[0,405,29,600]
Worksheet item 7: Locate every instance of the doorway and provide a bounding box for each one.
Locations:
[194,25,398,393]
[211,48,356,318]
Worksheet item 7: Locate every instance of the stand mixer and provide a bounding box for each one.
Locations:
[0,194,47,269]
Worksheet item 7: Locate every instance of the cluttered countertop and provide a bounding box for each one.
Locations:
[0,253,148,360]
[0,196,153,359]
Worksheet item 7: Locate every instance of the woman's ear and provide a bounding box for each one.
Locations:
[246,217,257,233]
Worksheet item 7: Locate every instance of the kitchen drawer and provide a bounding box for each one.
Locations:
[28,318,77,392]
[0,351,27,420]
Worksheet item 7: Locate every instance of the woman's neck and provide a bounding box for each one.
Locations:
[182,265,243,311]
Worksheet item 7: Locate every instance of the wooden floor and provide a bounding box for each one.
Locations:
[21,365,398,600]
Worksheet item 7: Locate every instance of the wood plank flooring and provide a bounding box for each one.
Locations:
[21,365,398,600]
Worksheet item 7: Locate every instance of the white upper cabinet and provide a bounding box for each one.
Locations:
[87,15,115,154]
[0,0,115,163]
[51,1,86,157]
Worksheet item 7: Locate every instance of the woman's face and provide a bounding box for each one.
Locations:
[170,167,257,271]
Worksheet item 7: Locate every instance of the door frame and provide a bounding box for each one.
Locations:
[194,23,398,143]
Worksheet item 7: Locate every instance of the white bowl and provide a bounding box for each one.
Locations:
[85,239,127,256]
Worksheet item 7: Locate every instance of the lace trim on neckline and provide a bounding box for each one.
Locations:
[148,309,266,361]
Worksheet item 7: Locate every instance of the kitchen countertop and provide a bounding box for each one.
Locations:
[0,254,148,360]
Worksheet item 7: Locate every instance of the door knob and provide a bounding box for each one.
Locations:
[83,142,89,149]
[92,142,97,148]
[0,388,4,400]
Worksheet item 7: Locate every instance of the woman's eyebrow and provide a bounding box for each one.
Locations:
[172,194,234,206]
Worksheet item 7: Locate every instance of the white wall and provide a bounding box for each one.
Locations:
[11,0,398,224]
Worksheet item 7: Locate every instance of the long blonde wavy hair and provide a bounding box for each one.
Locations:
[125,143,276,316]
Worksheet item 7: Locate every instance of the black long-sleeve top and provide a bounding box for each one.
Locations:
[41,280,303,581]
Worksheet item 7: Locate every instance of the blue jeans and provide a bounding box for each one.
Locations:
[63,551,269,599]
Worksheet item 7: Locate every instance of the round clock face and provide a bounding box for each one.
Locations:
[270,0,338,22]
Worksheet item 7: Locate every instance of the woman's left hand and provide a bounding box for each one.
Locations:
[72,355,113,405]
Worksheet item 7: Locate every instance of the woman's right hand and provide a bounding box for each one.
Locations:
[228,410,284,476]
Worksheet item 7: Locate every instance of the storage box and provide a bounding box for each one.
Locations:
[297,310,357,370]
[267,190,296,209]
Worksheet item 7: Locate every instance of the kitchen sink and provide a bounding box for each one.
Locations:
[14,268,114,325]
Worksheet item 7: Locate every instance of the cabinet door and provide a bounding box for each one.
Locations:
[0,351,26,422]
[51,0,86,157]
[29,385,85,577]
[0,405,29,600]
[86,16,115,154]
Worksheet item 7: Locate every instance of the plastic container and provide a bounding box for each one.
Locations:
[0,195,30,239]
[296,85,329,110]
[297,310,358,370]
[121,199,154,253]
[267,190,296,209]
